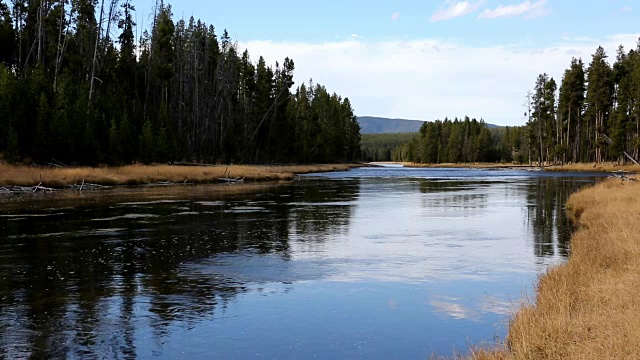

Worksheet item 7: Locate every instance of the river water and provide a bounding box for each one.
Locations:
[0,167,603,359]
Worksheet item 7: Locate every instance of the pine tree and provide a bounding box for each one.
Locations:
[139,120,156,164]
[0,0,15,65]
[585,46,613,163]
[0,0,361,165]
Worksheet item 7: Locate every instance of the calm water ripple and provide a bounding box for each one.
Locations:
[0,167,605,359]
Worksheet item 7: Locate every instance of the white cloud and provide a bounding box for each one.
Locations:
[620,6,632,13]
[478,295,520,316]
[241,34,639,126]
[431,300,479,320]
[350,34,363,39]
[478,0,549,19]
[391,12,401,21]
[430,1,486,22]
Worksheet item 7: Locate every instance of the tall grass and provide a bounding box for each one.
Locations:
[0,163,359,187]
[546,162,640,173]
[473,178,640,359]
[400,161,640,173]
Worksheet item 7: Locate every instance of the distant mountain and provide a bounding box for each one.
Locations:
[357,116,424,134]
[357,116,501,134]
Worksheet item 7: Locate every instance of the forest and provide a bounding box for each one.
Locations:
[361,133,416,162]
[394,43,640,165]
[392,117,514,163]
[0,0,361,165]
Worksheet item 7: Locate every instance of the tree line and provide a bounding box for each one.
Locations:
[394,42,640,165]
[360,133,416,162]
[392,117,511,163]
[0,0,361,165]
[524,44,640,165]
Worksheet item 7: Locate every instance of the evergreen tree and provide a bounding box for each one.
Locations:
[0,0,361,165]
[585,46,613,163]
[0,0,15,65]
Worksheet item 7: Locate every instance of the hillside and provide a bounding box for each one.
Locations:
[358,116,500,134]
[357,117,425,134]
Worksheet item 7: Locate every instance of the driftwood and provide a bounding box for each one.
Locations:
[51,158,68,167]
[169,161,218,167]
[0,184,56,194]
[217,177,244,183]
[30,158,69,168]
[69,182,111,191]
[143,180,194,187]
[602,134,640,166]
[610,171,638,183]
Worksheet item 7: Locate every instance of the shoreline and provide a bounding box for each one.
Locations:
[0,163,364,192]
[474,176,640,359]
[382,161,640,173]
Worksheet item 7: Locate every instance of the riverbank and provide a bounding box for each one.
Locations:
[384,162,537,169]
[545,162,640,173]
[473,176,640,359]
[0,163,362,189]
[390,161,640,173]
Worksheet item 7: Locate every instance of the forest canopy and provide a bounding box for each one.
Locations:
[0,0,361,165]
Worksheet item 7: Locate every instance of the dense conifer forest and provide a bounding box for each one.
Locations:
[0,0,361,165]
[360,133,416,162]
[394,43,640,165]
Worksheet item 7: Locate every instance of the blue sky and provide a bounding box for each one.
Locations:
[135,0,640,125]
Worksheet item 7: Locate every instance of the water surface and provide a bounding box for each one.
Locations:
[0,167,603,359]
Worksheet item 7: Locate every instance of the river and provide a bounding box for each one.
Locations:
[0,167,604,359]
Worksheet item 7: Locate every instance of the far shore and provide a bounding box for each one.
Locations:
[0,163,363,190]
[377,161,640,173]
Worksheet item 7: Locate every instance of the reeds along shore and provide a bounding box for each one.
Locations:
[0,163,360,188]
[473,177,640,360]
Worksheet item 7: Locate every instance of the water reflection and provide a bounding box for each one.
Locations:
[417,177,589,260]
[524,177,583,258]
[0,182,359,358]
[0,172,600,358]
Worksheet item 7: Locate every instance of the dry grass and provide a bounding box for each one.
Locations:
[473,177,640,360]
[0,163,361,188]
[545,162,640,173]
[387,161,640,173]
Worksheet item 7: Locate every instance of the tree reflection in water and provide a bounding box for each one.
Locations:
[0,175,597,358]
[0,181,360,358]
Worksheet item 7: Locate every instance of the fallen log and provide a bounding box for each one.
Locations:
[169,161,218,167]
[217,177,245,183]
[32,182,42,193]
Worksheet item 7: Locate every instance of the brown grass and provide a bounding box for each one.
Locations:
[0,163,361,188]
[386,161,640,173]
[545,162,640,173]
[472,177,640,360]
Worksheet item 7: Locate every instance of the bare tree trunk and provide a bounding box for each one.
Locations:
[539,112,544,168]
[37,0,43,63]
[53,0,66,92]
[14,5,22,68]
[566,110,571,164]
[89,0,105,104]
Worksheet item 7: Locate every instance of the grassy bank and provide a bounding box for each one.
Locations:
[473,177,640,359]
[392,161,640,173]
[545,162,640,173]
[0,163,360,188]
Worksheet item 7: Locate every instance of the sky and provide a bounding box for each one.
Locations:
[135,0,640,126]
